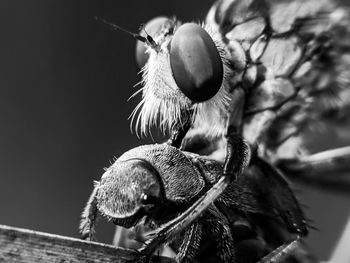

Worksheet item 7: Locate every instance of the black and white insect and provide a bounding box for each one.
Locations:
[119,0,350,258]
[85,0,350,261]
[80,144,314,262]
[132,0,350,157]
[79,144,350,262]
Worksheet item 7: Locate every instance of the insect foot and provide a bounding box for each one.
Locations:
[80,143,314,263]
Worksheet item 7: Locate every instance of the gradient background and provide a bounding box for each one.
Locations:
[0,0,349,261]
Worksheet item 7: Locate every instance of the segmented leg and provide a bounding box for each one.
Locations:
[206,206,235,263]
[259,237,301,263]
[223,126,251,179]
[252,157,307,236]
[223,87,249,178]
[167,110,193,148]
[79,183,99,240]
[175,222,202,263]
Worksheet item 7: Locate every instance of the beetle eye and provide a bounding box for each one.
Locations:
[135,16,170,69]
[140,193,159,206]
[169,23,223,102]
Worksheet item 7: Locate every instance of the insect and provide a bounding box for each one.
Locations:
[89,0,350,260]
[80,143,315,262]
[112,0,350,258]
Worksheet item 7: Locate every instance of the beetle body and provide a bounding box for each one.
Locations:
[80,143,311,262]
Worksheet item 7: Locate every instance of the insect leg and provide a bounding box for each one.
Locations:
[259,236,301,263]
[223,87,251,179]
[252,157,307,236]
[277,146,350,193]
[206,206,235,263]
[167,110,193,148]
[175,222,202,263]
[79,182,99,241]
[136,176,241,259]
[137,175,237,257]
[223,126,251,179]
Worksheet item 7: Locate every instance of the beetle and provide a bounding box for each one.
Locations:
[80,143,315,262]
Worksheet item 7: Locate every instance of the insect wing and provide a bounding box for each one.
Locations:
[207,0,350,158]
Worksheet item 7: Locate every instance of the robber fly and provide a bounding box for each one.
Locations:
[90,0,350,261]
[80,143,316,263]
[103,0,350,257]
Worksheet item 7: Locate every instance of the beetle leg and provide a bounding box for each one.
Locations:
[277,146,350,193]
[79,183,99,241]
[206,206,235,263]
[175,222,202,263]
[136,178,233,257]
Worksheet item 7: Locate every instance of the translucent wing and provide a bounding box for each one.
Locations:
[206,0,350,160]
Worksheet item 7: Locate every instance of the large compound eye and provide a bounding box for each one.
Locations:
[170,23,223,102]
[135,16,169,69]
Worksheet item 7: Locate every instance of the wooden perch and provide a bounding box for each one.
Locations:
[0,224,175,263]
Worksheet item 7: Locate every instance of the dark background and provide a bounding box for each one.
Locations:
[0,0,349,261]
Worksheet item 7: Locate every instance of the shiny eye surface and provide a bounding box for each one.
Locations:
[140,180,162,207]
[135,16,169,69]
[170,23,223,102]
[140,193,159,206]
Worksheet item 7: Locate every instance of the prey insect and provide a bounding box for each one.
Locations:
[80,143,313,263]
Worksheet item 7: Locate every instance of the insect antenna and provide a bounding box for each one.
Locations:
[95,17,159,51]
[95,17,147,43]
[139,23,159,50]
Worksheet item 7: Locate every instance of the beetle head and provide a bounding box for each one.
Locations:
[96,159,165,228]
[94,144,206,228]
